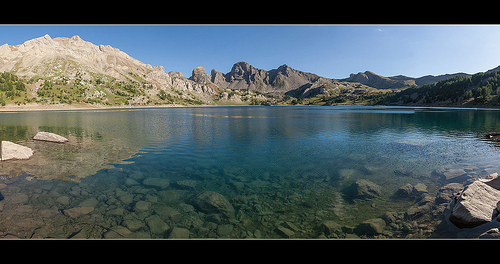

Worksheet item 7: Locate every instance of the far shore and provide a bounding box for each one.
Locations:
[2,102,500,112]
[0,103,193,112]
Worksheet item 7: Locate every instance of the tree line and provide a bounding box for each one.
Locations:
[374,70,500,106]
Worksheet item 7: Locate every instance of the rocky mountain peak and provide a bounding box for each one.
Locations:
[189,66,211,84]
[21,34,55,48]
[277,64,290,71]
[229,62,254,78]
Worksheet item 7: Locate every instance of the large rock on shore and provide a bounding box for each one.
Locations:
[33,132,68,143]
[1,141,33,161]
[450,175,500,228]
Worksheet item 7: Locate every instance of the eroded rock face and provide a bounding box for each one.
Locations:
[1,141,33,161]
[189,66,212,84]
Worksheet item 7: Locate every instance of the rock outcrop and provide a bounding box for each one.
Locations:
[33,132,69,143]
[1,141,33,161]
[189,66,212,84]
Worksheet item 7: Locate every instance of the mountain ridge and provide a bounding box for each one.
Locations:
[341,70,471,89]
[0,34,499,107]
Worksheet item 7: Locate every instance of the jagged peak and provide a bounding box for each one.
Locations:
[189,66,211,83]
[193,66,207,72]
[21,34,54,47]
[234,61,250,67]
[364,71,380,76]
[231,61,253,72]
[277,64,290,70]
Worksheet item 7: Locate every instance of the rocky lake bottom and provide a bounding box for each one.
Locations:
[1,158,499,239]
[1,106,500,239]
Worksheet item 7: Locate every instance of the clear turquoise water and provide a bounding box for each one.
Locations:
[1,106,500,238]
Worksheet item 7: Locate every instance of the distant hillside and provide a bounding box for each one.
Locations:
[341,70,470,89]
[374,69,500,107]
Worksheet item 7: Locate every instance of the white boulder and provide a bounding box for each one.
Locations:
[33,132,68,143]
[450,175,500,228]
[1,141,34,161]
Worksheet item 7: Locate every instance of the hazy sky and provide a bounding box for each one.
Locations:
[1,24,500,79]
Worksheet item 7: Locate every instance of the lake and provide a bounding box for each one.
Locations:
[1,105,500,238]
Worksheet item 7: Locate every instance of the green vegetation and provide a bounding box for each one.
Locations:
[0,72,28,106]
[8,68,500,109]
[0,71,160,107]
[375,70,500,107]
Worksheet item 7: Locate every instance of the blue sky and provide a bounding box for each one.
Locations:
[2,25,500,79]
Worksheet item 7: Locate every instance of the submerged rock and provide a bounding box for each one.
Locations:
[275,226,295,238]
[348,179,382,200]
[145,215,170,235]
[191,191,235,218]
[33,132,69,143]
[433,167,469,183]
[355,218,386,236]
[395,183,428,198]
[435,183,463,204]
[103,226,132,239]
[63,206,94,218]
[142,177,170,189]
[134,201,151,212]
[1,141,33,161]
[320,220,343,237]
[169,227,190,239]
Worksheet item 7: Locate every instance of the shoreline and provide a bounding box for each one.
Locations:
[0,103,188,112]
[2,102,500,112]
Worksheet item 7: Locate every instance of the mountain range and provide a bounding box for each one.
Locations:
[0,34,496,107]
[341,71,470,89]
